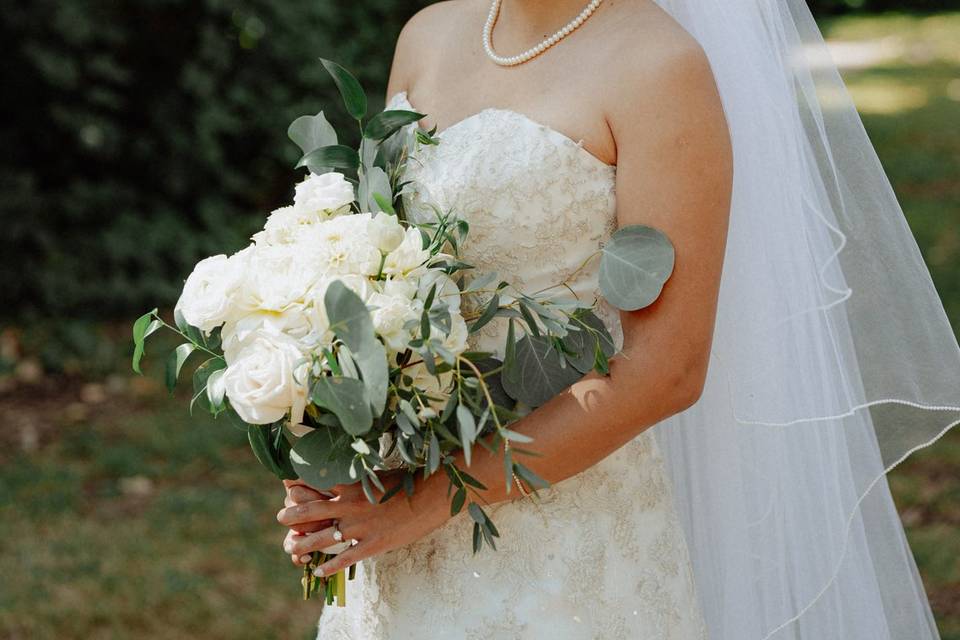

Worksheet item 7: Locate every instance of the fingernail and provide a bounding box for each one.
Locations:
[313,566,325,577]
[299,555,312,564]
[283,542,294,553]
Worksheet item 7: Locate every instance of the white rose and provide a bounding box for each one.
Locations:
[253,203,334,246]
[367,212,406,253]
[297,215,382,276]
[368,292,417,353]
[222,331,309,425]
[176,252,246,333]
[236,243,324,313]
[382,227,430,277]
[222,305,320,363]
[293,172,354,219]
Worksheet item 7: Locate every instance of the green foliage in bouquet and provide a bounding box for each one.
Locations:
[132,59,675,603]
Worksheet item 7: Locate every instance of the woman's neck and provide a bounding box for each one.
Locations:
[495,0,598,41]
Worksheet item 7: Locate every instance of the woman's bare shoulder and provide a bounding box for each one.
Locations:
[386,1,484,100]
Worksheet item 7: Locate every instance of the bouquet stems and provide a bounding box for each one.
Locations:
[301,551,351,606]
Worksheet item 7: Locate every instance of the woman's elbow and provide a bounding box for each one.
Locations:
[667,350,710,414]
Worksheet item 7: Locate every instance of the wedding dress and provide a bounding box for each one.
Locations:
[314,91,708,639]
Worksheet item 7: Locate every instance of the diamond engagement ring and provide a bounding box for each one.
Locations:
[332,521,344,543]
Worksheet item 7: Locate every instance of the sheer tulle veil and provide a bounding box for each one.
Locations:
[646,1,960,638]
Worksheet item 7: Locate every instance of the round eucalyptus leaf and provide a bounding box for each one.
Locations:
[359,166,392,213]
[502,334,584,408]
[311,376,373,436]
[290,425,357,490]
[599,225,675,311]
[324,280,388,413]
[287,111,338,157]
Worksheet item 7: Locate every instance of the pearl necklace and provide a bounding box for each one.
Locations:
[483,0,603,67]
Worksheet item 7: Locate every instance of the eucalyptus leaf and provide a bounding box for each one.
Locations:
[562,310,616,374]
[324,281,388,413]
[502,333,583,408]
[456,404,476,466]
[599,225,675,311]
[469,293,500,333]
[311,376,373,436]
[358,166,391,212]
[296,144,360,174]
[290,424,356,490]
[359,136,378,173]
[320,58,367,120]
[287,111,338,157]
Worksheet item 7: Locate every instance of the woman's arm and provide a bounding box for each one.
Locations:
[417,40,732,505]
[278,37,732,577]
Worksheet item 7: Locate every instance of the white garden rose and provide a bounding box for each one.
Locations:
[417,270,462,312]
[252,204,332,246]
[382,227,430,277]
[236,243,325,313]
[367,212,406,253]
[221,305,319,363]
[439,313,470,355]
[293,171,354,219]
[403,362,455,410]
[368,292,417,353]
[298,214,382,276]
[222,331,308,425]
[176,252,247,333]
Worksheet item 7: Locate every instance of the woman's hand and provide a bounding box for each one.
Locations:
[277,471,451,578]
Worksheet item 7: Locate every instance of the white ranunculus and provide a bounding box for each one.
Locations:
[382,227,430,278]
[367,212,406,254]
[176,252,247,333]
[222,331,308,425]
[293,171,354,220]
[368,292,417,353]
[382,276,418,300]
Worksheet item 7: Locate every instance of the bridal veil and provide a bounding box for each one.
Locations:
[648,1,960,638]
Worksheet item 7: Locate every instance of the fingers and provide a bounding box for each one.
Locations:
[283,525,354,557]
[314,543,368,578]
[288,484,324,504]
[277,499,343,527]
[284,530,316,566]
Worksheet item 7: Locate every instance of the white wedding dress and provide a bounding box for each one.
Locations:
[314,91,707,639]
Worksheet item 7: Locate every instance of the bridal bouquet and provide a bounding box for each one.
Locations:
[132,59,675,605]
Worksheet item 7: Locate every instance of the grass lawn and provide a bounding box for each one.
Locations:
[1,10,958,640]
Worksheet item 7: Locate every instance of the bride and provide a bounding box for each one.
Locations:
[275,1,960,638]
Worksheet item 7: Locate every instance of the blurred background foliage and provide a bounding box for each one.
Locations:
[0,1,958,639]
